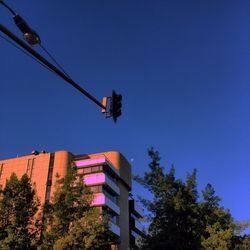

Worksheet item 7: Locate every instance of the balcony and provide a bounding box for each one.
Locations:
[131,230,140,239]
[105,175,120,195]
[135,219,144,232]
[75,157,120,176]
[83,173,120,195]
[129,200,144,218]
[110,222,120,236]
[75,157,106,168]
[92,193,120,215]
[134,200,144,218]
[130,216,144,235]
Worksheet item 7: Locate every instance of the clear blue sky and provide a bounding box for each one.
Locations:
[0,0,249,232]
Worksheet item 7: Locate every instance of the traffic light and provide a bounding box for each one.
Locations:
[101,97,107,113]
[111,90,122,122]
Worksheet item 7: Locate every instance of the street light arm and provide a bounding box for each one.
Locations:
[0,2,124,121]
[0,1,16,15]
[0,23,106,110]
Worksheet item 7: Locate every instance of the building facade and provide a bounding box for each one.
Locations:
[129,199,145,247]
[0,150,143,250]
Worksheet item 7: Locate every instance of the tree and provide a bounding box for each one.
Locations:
[53,209,117,250]
[200,184,236,249]
[240,235,250,250]
[40,165,118,249]
[135,148,244,250]
[135,148,201,250]
[0,173,41,250]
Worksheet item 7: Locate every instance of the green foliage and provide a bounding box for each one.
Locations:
[53,209,117,250]
[201,222,234,250]
[199,183,238,249]
[135,147,246,250]
[232,235,250,250]
[135,148,201,249]
[40,165,118,249]
[241,235,250,250]
[0,173,41,249]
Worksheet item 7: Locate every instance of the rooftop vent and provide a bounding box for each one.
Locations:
[31,150,39,155]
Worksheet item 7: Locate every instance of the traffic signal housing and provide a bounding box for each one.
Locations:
[111,90,122,122]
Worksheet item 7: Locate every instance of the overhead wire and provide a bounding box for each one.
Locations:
[39,43,73,80]
[0,28,105,109]
[0,1,16,15]
[0,0,73,80]
[0,1,107,112]
[0,0,74,85]
[0,32,74,82]
[0,33,55,74]
[0,33,71,78]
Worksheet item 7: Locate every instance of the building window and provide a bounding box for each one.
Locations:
[77,168,84,174]
[90,185,102,193]
[45,186,51,202]
[47,155,55,181]
[0,163,3,179]
[91,166,100,172]
[26,159,35,179]
[83,167,92,174]
[45,153,55,202]
[79,165,103,174]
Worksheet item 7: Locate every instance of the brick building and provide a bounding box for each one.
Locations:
[0,150,144,250]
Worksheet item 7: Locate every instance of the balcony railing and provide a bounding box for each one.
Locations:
[134,200,144,218]
[104,175,120,195]
[75,156,120,176]
[105,195,120,215]
[131,230,140,239]
[75,157,106,168]
[130,199,144,218]
[92,193,120,215]
[110,222,120,236]
[135,219,144,232]
[83,173,120,195]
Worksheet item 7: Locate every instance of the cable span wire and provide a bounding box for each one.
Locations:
[0,33,57,75]
[0,32,75,87]
[0,1,69,77]
[0,2,73,84]
[0,1,16,15]
[1,1,74,84]
[39,43,73,80]
[0,23,106,109]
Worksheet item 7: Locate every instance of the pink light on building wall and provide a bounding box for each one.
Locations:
[84,173,105,185]
[75,157,106,168]
[92,193,105,206]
